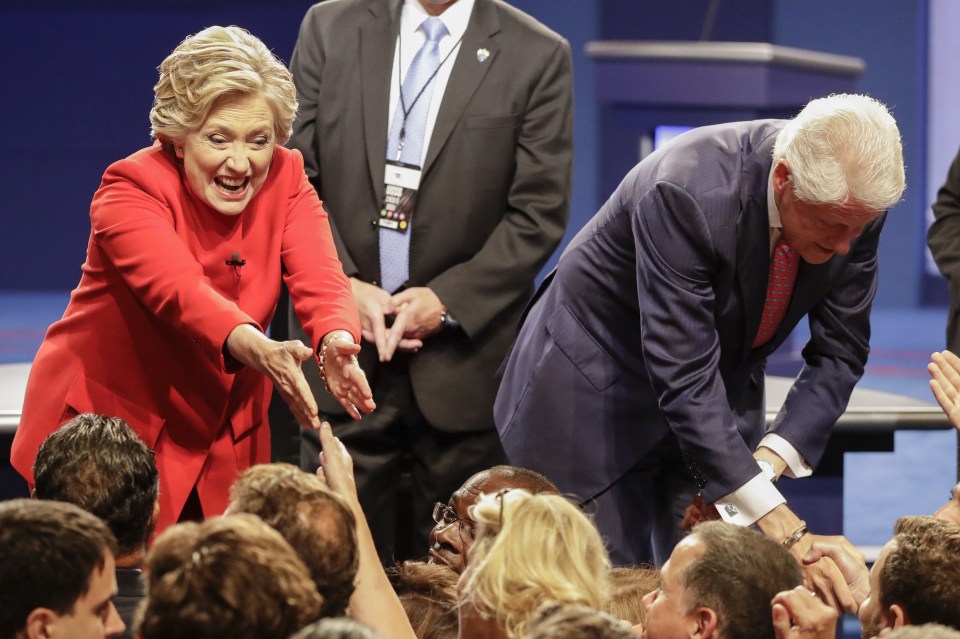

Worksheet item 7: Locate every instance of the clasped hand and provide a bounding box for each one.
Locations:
[350,278,445,361]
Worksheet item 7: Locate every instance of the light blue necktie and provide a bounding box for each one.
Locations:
[379,17,448,294]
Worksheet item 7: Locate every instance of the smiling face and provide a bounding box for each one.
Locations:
[774,161,881,265]
[178,92,275,216]
[428,470,518,573]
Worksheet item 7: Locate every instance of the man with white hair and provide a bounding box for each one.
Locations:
[495,94,906,611]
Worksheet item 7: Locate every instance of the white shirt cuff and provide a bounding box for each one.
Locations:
[759,433,813,479]
[714,472,786,526]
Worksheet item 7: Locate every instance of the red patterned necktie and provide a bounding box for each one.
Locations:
[753,236,800,348]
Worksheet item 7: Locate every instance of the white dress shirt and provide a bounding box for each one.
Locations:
[715,165,814,527]
[387,0,476,167]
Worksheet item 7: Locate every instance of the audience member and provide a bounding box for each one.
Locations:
[933,481,960,524]
[32,413,158,637]
[387,561,459,639]
[316,422,418,639]
[606,566,661,626]
[885,625,960,639]
[642,521,803,639]
[770,585,839,639]
[227,462,358,617]
[526,602,636,639]
[428,465,559,573]
[858,516,960,637]
[290,618,383,639]
[136,514,322,639]
[458,489,611,639]
[0,499,125,639]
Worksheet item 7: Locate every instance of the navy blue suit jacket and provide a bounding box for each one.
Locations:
[494,120,883,503]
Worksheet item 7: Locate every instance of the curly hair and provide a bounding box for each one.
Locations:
[137,514,322,639]
[460,490,611,639]
[149,25,297,144]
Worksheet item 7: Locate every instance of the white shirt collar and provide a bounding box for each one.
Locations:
[401,0,475,43]
[766,161,782,230]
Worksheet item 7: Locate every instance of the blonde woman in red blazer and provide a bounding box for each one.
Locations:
[11,26,374,534]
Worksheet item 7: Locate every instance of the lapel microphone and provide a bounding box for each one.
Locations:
[225,252,246,268]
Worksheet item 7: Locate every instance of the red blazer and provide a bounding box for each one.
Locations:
[11,143,360,533]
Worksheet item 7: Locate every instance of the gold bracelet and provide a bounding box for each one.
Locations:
[782,521,809,549]
[318,335,351,393]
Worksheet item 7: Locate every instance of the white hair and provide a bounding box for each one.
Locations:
[772,93,905,211]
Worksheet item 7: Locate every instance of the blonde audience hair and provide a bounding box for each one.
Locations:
[459,489,611,639]
[772,93,905,211]
[150,25,297,144]
[605,566,661,625]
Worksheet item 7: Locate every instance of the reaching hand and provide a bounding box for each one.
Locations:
[789,533,859,614]
[802,537,870,610]
[771,586,840,639]
[320,332,376,420]
[316,420,359,502]
[928,350,960,430]
[679,493,720,530]
[226,324,321,429]
[350,278,423,361]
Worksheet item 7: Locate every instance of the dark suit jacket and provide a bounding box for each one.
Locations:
[288,0,572,432]
[114,568,145,639]
[928,146,960,352]
[495,121,883,502]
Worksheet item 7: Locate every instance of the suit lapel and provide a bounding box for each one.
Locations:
[421,0,500,177]
[736,169,773,360]
[360,0,401,205]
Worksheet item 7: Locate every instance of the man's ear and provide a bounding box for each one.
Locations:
[22,607,57,639]
[887,604,909,629]
[773,160,791,195]
[692,607,719,639]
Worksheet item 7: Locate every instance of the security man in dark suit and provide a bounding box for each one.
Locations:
[287,0,572,561]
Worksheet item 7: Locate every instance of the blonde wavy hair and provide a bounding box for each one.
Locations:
[772,93,905,211]
[459,490,611,639]
[149,25,297,145]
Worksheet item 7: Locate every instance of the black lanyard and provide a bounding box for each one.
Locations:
[393,23,463,160]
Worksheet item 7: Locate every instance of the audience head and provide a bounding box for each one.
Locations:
[772,93,905,212]
[459,489,610,639]
[884,625,960,639]
[33,413,159,562]
[137,514,322,639]
[150,25,297,145]
[526,602,636,639]
[606,566,661,626]
[642,521,803,639]
[0,499,124,639]
[387,560,459,639]
[859,516,960,638]
[429,465,559,573]
[227,462,358,617]
[289,617,382,639]
[934,481,960,525]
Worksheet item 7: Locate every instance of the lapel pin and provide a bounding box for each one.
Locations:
[476,48,490,63]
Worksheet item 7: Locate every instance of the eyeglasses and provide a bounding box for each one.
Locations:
[432,502,477,540]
